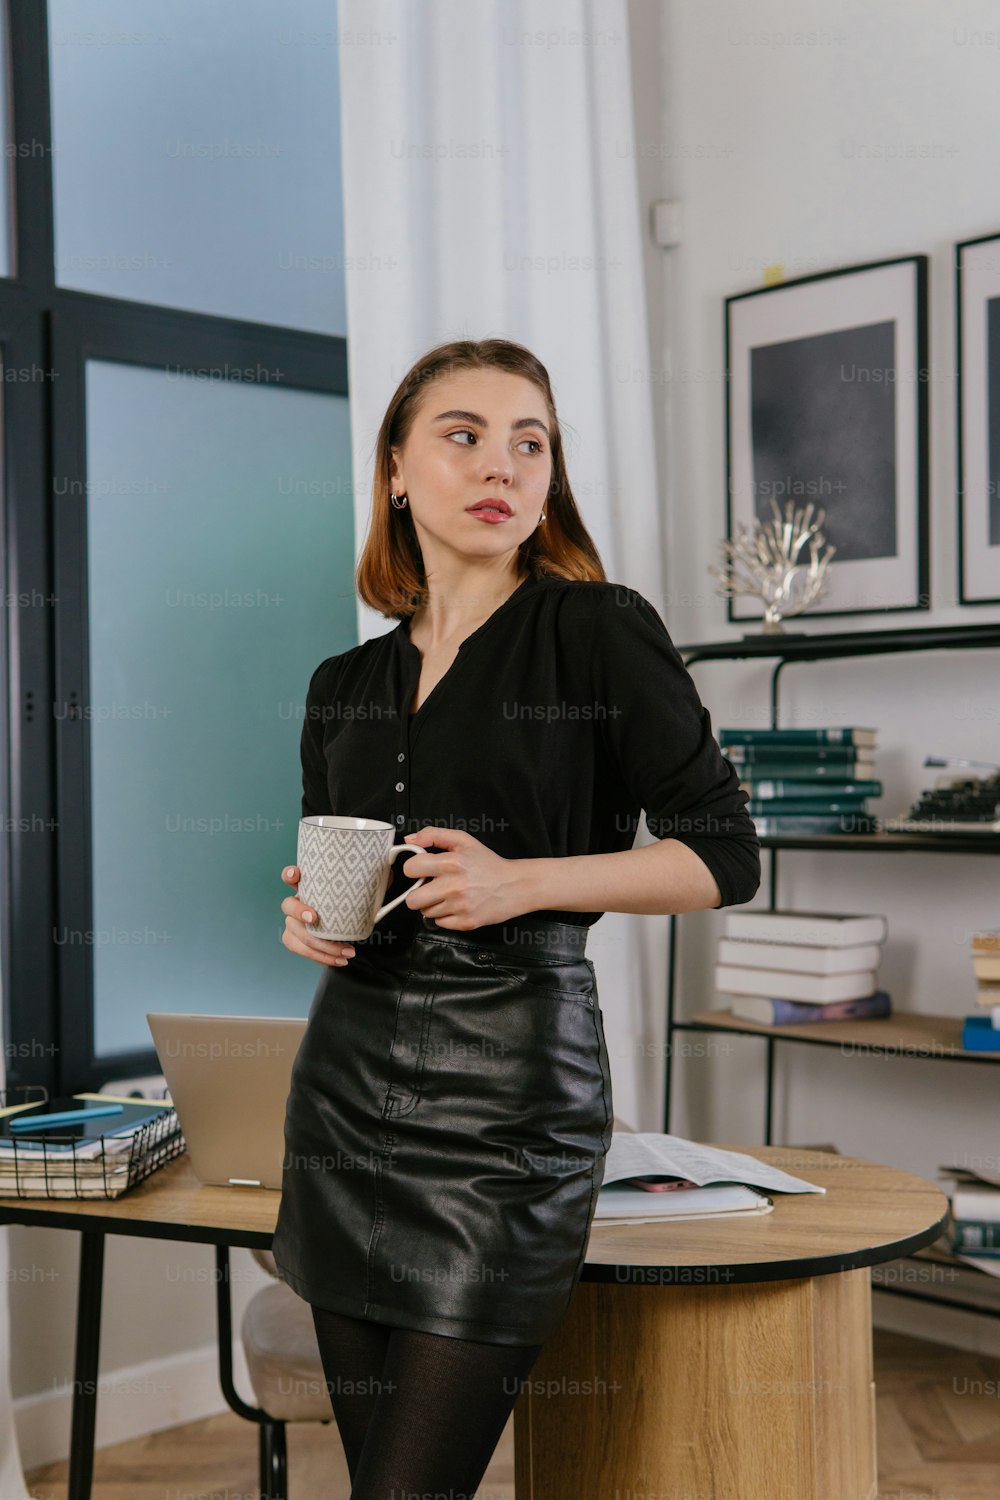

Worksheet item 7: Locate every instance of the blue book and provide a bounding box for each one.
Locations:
[719,727,877,747]
[961,1015,1000,1051]
[746,798,871,817]
[743,779,883,799]
[730,991,891,1026]
[724,744,872,764]
[731,761,875,780]
[752,814,878,836]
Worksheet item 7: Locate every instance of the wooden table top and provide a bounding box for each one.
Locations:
[0,1144,948,1284]
[584,1143,948,1283]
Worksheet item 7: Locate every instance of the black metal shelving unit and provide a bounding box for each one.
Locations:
[662,620,1000,1316]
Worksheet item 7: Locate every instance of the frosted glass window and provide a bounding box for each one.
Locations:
[48,0,346,333]
[84,360,355,1058]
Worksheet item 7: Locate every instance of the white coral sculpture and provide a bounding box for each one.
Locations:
[708,497,837,633]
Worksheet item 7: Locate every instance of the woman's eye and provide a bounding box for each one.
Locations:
[446,430,544,455]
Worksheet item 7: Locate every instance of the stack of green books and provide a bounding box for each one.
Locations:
[718,727,880,835]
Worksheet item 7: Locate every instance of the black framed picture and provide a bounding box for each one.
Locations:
[956,231,1000,605]
[724,255,929,625]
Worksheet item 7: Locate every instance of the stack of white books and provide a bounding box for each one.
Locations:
[713,910,891,1026]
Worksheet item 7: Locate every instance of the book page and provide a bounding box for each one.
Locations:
[602,1133,826,1194]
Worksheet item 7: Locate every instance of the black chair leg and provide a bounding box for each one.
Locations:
[258,1417,288,1500]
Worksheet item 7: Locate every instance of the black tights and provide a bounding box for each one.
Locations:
[310,1303,543,1499]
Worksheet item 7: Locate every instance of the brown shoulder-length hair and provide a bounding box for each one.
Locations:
[355,337,607,621]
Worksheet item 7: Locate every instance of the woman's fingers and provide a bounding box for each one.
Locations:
[294,916,354,954]
[280,865,353,964]
[281,919,356,966]
[281,894,318,925]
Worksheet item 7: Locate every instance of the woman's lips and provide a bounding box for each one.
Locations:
[465,506,512,523]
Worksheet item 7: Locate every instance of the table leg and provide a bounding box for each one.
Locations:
[68,1230,105,1500]
[214,1245,268,1422]
[514,1267,877,1500]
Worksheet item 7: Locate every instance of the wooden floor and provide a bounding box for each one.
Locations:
[25,1325,1000,1498]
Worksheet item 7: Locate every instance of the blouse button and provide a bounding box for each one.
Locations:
[397,752,405,762]
[395,781,404,792]
[396,815,404,824]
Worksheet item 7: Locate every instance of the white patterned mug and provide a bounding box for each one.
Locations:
[296,815,427,941]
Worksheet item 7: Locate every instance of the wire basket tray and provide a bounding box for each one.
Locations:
[0,1086,186,1199]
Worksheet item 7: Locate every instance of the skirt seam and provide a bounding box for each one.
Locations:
[564,1001,614,1300]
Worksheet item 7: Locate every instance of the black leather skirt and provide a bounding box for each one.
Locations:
[271,913,614,1346]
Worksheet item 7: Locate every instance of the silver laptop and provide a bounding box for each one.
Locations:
[146,1012,307,1190]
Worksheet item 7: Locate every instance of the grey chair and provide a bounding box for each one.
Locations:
[240,1247,335,1499]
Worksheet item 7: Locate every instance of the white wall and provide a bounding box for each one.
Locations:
[627,0,1000,1353]
[9,1225,274,1469]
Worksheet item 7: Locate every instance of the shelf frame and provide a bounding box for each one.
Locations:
[677,619,1000,728]
[662,620,1000,1313]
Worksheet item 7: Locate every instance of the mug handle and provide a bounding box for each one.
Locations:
[372,844,427,923]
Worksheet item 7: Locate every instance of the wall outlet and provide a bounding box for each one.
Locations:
[651,199,682,248]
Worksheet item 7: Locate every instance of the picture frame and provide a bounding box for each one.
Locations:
[724,255,929,626]
[956,231,1000,606]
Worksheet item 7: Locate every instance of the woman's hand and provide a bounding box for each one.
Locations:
[280,865,357,967]
[398,827,527,930]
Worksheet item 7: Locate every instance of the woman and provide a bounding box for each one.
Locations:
[271,337,761,1497]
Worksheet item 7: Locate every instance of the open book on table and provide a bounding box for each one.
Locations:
[594,1131,827,1226]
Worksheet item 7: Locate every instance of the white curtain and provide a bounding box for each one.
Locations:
[0,1038,31,1493]
[338,0,667,1126]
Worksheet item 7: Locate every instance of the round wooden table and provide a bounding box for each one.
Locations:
[513,1144,948,1500]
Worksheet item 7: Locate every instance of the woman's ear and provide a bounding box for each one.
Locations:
[388,445,404,492]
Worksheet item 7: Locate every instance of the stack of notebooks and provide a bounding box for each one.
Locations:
[963,928,1000,1052]
[714,909,892,1025]
[0,1093,183,1198]
[719,725,880,835]
[939,1160,1000,1262]
[593,1131,826,1226]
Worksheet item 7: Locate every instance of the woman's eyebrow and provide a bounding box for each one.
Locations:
[431,408,550,438]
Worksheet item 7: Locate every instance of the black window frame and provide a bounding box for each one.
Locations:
[3,0,350,1095]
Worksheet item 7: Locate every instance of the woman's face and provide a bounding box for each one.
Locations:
[389,366,553,575]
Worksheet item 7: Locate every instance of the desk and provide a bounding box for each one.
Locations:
[0,1155,275,1500]
[0,1145,945,1500]
[518,1144,946,1500]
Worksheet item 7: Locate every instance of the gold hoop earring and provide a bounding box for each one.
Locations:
[390,492,408,509]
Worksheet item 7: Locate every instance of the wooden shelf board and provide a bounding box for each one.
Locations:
[687,1007,999,1058]
[756,831,1000,853]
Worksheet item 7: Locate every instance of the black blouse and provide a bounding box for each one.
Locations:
[298,573,761,945]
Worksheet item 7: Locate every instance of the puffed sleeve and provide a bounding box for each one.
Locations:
[590,585,761,908]
[300,656,338,818]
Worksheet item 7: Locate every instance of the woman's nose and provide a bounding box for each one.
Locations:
[481,456,513,483]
